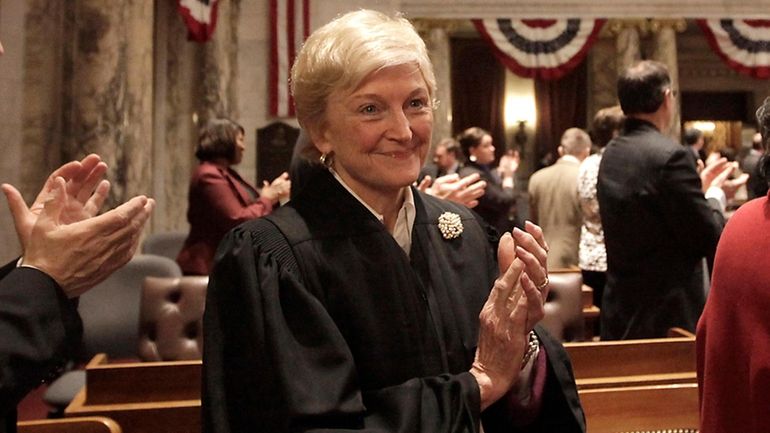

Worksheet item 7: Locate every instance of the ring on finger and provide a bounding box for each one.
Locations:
[536,276,549,290]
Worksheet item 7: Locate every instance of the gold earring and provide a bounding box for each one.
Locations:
[320,153,333,167]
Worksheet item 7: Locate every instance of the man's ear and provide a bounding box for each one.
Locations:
[557,145,565,157]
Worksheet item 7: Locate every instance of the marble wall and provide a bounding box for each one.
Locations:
[0,0,26,262]
[63,0,155,206]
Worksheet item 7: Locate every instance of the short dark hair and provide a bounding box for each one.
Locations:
[617,60,671,115]
[457,127,489,159]
[195,118,245,163]
[591,105,625,148]
[436,137,462,159]
[683,128,703,146]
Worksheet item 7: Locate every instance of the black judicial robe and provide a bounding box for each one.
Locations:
[0,261,82,433]
[202,169,584,433]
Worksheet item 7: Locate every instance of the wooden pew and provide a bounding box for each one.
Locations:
[65,354,201,433]
[566,336,699,432]
[564,336,697,390]
[581,285,600,340]
[668,326,696,338]
[580,383,699,433]
[18,417,122,433]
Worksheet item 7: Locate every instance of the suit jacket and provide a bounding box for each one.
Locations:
[419,162,459,183]
[459,162,517,236]
[177,161,274,275]
[597,118,725,339]
[418,162,440,183]
[696,194,770,433]
[528,157,582,269]
[203,168,585,433]
[0,261,82,433]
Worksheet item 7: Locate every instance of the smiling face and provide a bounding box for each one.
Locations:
[311,63,433,204]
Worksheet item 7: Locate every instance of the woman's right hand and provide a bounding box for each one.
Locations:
[261,172,291,204]
[470,233,532,411]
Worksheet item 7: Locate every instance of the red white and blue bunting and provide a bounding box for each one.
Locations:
[472,19,605,80]
[697,19,770,79]
[177,0,219,43]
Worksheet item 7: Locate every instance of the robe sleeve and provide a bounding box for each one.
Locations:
[480,328,586,433]
[0,260,82,414]
[202,224,483,433]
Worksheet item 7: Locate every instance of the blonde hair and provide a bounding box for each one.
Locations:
[290,9,436,159]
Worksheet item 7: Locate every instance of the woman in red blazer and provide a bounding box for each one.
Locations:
[177,119,290,275]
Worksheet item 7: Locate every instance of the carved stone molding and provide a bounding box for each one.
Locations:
[411,18,466,36]
[648,18,687,34]
[401,0,770,19]
[606,19,651,37]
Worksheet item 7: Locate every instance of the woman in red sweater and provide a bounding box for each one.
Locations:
[177,118,290,275]
[697,97,770,433]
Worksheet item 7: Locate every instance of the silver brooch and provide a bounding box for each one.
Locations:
[438,212,463,240]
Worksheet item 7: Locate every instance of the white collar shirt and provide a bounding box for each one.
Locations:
[330,169,416,256]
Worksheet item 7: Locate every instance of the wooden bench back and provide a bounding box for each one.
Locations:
[580,383,699,433]
[18,416,122,433]
[565,336,695,377]
[65,354,201,433]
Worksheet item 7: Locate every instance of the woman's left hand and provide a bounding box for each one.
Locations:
[500,221,549,331]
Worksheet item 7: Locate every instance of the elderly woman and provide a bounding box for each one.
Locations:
[202,10,584,433]
[176,118,290,275]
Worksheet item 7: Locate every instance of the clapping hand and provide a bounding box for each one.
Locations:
[418,173,487,208]
[261,172,291,204]
[470,221,549,410]
[2,154,155,298]
[2,154,110,252]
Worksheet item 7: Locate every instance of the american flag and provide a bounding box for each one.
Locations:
[270,0,310,118]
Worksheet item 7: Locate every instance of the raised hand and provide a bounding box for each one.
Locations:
[2,154,110,252]
[425,173,487,208]
[261,172,291,203]
[16,176,154,298]
[700,157,732,193]
[512,221,549,331]
[471,232,529,410]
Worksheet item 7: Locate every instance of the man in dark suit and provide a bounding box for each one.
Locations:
[0,149,154,431]
[597,60,731,340]
[418,137,462,183]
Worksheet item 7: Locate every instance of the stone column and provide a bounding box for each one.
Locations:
[153,0,201,233]
[414,19,459,149]
[650,19,687,140]
[200,0,240,122]
[21,0,66,199]
[64,0,154,208]
[608,19,647,75]
[587,33,618,120]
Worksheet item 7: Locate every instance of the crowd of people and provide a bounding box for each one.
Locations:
[2,9,770,433]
